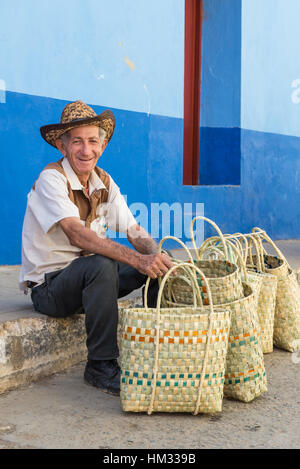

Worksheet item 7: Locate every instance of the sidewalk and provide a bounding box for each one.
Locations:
[0,242,299,449]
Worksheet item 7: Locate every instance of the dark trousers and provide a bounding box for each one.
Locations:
[31,255,158,361]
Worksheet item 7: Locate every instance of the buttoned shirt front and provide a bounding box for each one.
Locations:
[19,158,137,291]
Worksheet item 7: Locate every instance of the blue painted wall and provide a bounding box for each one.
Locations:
[0,0,300,265]
[201,0,241,128]
[199,0,241,185]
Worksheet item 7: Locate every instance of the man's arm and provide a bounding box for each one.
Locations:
[127,224,158,255]
[59,217,173,279]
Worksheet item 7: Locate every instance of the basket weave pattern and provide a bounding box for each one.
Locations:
[209,283,267,402]
[162,260,244,307]
[256,273,278,353]
[242,271,262,306]
[247,255,278,354]
[120,307,231,413]
[257,253,299,352]
[273,269,300,352]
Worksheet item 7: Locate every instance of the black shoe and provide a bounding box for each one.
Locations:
[84,359,121,396]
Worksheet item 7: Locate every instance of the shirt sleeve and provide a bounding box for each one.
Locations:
[28,169,80,233]
[105,176,137,233]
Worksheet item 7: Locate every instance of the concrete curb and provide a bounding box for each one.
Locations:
[0,314,87,395]
[0,298,141,395]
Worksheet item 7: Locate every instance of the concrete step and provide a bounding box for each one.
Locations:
[0,297,142,395]
[0,241,300,395]
[0,265,142,395]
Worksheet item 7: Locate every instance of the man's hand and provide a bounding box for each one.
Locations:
[127,225,175,278]
[59,218,175,279]
[136,252,174,279]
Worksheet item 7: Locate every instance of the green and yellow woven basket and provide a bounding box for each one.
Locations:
[120,263,231,415]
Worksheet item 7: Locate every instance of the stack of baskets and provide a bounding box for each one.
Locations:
[199,224,300,354]
[159,218,267,403]
[119,216,300,415]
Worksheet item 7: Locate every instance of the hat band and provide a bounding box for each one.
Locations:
[62,116,96,124]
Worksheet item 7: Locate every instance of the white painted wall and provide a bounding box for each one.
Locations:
[242,0,300,137]
[0,0,185,117]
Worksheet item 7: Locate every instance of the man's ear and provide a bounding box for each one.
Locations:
[56,138,67,156]
[99,139,108,156]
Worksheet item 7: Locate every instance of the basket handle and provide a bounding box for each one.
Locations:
[146,262,216,416]
[198,235,249,283]
[198,236,236,263]
[158,235,194,262]
[198,233,242,263]
[198,236,223,260]
[225,233,249,264]
[200,245,227,261]
[224,232,264,273]
[190,216,228,261]
[251,227,291,267]
[144,262,214,315]
[157,236,197,306]
[221,238,249,282]
[160,268,204,308]
[221,231,265,273]
[247,234,265,272]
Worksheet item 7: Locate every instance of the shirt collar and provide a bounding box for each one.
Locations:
[62,158,107,192]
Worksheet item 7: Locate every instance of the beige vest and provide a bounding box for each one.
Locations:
[33,158,110,228]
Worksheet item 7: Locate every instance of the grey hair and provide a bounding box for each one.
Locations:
[60,127,107,145]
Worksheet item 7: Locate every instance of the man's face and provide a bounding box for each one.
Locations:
[58,125,107,179]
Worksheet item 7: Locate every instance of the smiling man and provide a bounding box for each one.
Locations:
[19,100,173,396]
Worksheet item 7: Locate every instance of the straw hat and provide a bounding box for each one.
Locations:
[40,100,115,148]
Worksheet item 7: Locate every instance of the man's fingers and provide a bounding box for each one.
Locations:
[147,268,158,279]
[155,262,169,275]
[151,254,176,278]
[161,253,174,269]
[138,253,178,279]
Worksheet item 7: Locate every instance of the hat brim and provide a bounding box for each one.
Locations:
[40,110,115,148]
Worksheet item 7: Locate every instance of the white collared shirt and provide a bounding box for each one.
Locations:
[19,158,137,291]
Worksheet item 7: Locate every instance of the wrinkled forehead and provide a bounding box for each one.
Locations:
[68,125,101,139]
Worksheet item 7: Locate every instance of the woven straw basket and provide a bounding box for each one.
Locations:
[198,235,263,309]
[120,263,231,415]
[161,239,267,402]
[250,269,277,354]
[200,232,277,354]
[273,268,300,352]
[158,217,244,306]
[252,229,300,352]
[191,217,244,304]
[219,232,276,354]
[245,234,278,353]
[117,297,142,351]
[219,281,267,402]
[162,259,245,307]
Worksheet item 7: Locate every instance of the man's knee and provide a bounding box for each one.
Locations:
[84,255,119,280]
